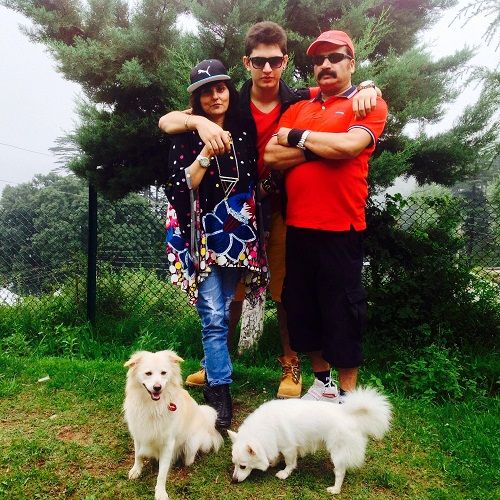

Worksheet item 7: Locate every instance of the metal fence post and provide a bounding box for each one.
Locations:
[87,182,97,325]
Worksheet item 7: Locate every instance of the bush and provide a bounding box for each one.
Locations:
[365,194,500,348]
[385,344,483,401]
[0,266,202,360]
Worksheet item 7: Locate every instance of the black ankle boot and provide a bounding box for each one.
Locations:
[203,383,232,429]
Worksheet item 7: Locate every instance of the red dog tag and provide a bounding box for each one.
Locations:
[168,402,177,411]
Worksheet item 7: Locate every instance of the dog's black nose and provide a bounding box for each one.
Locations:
[153,384,161,392]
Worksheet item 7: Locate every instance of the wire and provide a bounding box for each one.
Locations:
[0,141,52,156]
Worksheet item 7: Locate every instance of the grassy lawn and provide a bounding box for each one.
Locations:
[0,355,498,499]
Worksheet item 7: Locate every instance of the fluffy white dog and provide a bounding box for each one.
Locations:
[228,387,392,495]
[124,350,223,500]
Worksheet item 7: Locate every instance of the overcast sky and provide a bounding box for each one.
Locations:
[0,1,497,195]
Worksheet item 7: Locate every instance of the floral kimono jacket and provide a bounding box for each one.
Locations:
[165,124,268,305]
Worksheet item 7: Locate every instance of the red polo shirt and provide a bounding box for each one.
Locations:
[278,86,388,231]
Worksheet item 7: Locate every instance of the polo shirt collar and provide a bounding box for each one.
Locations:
[313,84,357,102]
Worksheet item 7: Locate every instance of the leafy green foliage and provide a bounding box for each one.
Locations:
[3,0,497,198]
[452,0,500,48]
[0,173,164,294]
[0,174,88,294]
[487,171,500,244]
[0,266,202,360]
[387,344,482,401]
[365,194,500,348]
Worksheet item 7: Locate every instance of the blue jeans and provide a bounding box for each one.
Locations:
[196,266,241,386]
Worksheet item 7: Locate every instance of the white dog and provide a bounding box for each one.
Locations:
[124,350,223,500]
[228,387,392,495]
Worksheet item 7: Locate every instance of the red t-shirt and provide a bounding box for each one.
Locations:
[279,87,388,231]
[249,87,320,179]
[251,101,282,179]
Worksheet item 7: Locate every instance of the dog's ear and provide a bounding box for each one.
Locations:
[124,351,145,369]
[248,441,269,469]
[162,350,184,364]
[227,430,238,443]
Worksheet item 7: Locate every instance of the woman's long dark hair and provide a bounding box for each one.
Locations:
[189,79,241,130]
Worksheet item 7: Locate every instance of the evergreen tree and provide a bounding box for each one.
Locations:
[0,173,164,294]
[3,0,498,198]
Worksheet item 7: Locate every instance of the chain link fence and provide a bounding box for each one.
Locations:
[1,187,499,336]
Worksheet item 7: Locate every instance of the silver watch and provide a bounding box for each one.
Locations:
[357,80,376,91]
[196,155,210,168]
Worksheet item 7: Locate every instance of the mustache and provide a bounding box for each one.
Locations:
[317,69,337,79]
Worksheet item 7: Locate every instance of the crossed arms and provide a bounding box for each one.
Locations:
[263,127,373,171]
[158,88,378,157]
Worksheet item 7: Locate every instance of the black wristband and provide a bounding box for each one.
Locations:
[304,148,320,161]
[287,128,306,147]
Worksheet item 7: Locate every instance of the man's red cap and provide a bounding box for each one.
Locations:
[306,30,355,58]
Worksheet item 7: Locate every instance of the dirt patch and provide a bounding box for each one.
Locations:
[56,425,92,445]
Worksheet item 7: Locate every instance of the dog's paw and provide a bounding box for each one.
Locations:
[327,485,342,495]
[154,488,169,500]
[128,465,142,480]
[275,469,291,480]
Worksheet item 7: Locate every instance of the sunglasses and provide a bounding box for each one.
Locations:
[311,53,353,66]
[248,56,285,70]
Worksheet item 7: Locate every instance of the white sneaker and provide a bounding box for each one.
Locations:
[301,378,339,403]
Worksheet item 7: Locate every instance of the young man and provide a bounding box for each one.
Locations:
[264,30,388,402]
[158,22,379,399]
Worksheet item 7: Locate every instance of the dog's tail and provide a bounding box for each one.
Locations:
[341,387,392,439]
[199,405,224,452]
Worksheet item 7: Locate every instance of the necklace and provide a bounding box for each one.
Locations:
[214,140,240,198]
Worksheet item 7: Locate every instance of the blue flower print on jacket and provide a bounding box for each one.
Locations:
[165,215,195,278]
[203,189,257,262]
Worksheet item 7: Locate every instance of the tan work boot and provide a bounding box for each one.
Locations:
[276,356,302,398]
[185,368,205,387]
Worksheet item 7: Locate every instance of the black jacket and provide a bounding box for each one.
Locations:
[238,78,311,147]
[238,79,311,229]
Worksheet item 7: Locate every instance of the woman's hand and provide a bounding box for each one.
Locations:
[352,86,380,119]
[196,120,232,156]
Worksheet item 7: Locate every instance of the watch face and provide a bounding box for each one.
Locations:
[359,80,375,89]
[197,156,210,167]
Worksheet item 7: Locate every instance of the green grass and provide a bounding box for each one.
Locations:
[0,355,498,499]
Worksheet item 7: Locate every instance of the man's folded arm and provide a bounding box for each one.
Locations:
[264,128,374,171]
[264,135,305,171]
[303,128,373,159]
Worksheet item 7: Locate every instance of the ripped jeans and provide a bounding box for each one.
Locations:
[196,265,241,386]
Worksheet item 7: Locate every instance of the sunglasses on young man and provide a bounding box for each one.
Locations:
[311,53,353,66]
[248,56,285,70]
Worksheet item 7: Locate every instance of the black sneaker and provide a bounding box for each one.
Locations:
[203,383,232,429]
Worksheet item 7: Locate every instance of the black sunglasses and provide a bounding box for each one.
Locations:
[248,56,285,70]
[311,53,353,66]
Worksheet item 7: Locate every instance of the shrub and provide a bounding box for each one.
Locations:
[386,344,482,401]
[365,194,500,348]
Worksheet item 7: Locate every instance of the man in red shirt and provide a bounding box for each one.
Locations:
[264,30,388,402]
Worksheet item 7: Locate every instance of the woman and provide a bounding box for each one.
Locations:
[164,59,268,429]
